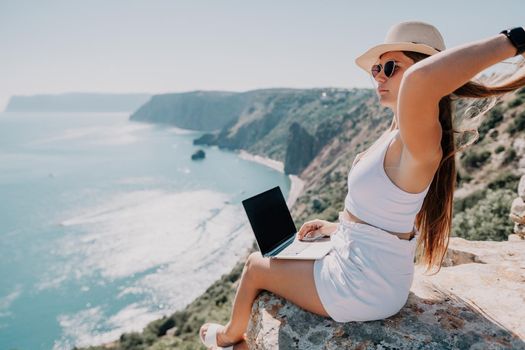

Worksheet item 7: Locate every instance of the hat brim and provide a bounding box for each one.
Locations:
[355,42,440,74]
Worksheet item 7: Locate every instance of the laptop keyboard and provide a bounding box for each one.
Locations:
[279,241,311,255]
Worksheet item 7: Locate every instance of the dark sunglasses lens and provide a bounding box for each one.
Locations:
[384,61,395,77]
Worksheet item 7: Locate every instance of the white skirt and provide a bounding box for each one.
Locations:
[313,211,419,322]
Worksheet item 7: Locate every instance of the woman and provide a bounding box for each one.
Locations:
[199,21,525,349]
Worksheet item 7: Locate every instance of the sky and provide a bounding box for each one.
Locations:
[1,0,524,111]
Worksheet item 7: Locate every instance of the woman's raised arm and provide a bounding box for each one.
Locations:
[405,31,521,101]
[395,29,522,162]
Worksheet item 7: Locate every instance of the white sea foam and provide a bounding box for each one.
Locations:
[30,123,153,146]
[164,126,199,135]
[120,209,253,311]
[0,285,22,318]
[177,166,191,174]
[48,188,255,348]
[35,275,68,291]
[115,176,160,185]
[53,304,162,350]
[49,189,248,280]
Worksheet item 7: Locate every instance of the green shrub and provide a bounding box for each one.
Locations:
[502,148,517,165]
[312,198,328,212]
[508,97,523,108]
[143,332,158,346]
[143,316,175,337]
[452,188,515,241]
[330,171,343,182]
[494,145,505,153]
[322,206,340,222]
[456,170,473,187]
[518,87,525,95]
[461,149,491,169]
[506,111,525,135]
[453,188,487,213]
[215,294,228,306]
[478,107,504,141]
[488,172,520,191]
[120,332,145,350]
[489,129,499,140]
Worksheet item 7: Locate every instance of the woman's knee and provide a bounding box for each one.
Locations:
[244,252,266,283]
[246,251,263,267]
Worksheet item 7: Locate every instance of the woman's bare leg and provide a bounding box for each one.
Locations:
[200,251,330,349]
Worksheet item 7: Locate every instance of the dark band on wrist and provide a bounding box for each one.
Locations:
[500,27,525,56]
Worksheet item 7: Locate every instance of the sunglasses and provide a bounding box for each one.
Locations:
[371,60,398,78]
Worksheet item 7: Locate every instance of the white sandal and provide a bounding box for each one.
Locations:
[199,323,234,350]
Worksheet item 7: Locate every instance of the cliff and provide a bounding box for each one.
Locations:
[130,90,248,131]
[191,87,373,172]
[129,88,331,133]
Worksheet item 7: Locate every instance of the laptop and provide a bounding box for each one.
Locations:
[241,186,333,260]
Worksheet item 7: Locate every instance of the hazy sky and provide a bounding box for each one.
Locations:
[1,0,523,110]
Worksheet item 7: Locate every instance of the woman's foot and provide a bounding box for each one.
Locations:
[199,323,245,349]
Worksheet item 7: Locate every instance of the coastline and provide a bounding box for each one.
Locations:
[238,150,284,172]
[237,150,305,207]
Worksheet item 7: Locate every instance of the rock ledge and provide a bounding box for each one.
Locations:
[246,237,525,350]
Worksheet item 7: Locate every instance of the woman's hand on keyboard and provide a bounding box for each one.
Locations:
[298,219,338,241]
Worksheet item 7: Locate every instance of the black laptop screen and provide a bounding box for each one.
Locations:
[241,186,297,255]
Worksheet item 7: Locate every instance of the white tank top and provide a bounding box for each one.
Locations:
[344,128,431,233]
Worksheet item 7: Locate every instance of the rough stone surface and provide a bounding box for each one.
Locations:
[246,237,525,350]
[518,156,525,171]
[519,174,525,201]
[513,138,525,159]
[509,232,525,241]
[515,223,524,234]
[513,176,525,236]
[284,122,317,175]
[511,197,525,224]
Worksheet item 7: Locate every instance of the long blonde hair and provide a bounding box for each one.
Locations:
[401,51,525,275]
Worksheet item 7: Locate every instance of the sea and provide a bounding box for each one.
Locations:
[0,111,291,350]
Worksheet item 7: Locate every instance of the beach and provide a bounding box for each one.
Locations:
[237,150,305,207]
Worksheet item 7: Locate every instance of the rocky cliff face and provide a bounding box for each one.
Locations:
[284,122,317,174]
[191,88,373,170]
[130,90,253,131]
[284,115,349,174]
[128,86,384,176]
[247,236,525,350]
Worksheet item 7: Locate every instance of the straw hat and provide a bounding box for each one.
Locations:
[355,20,446,74]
